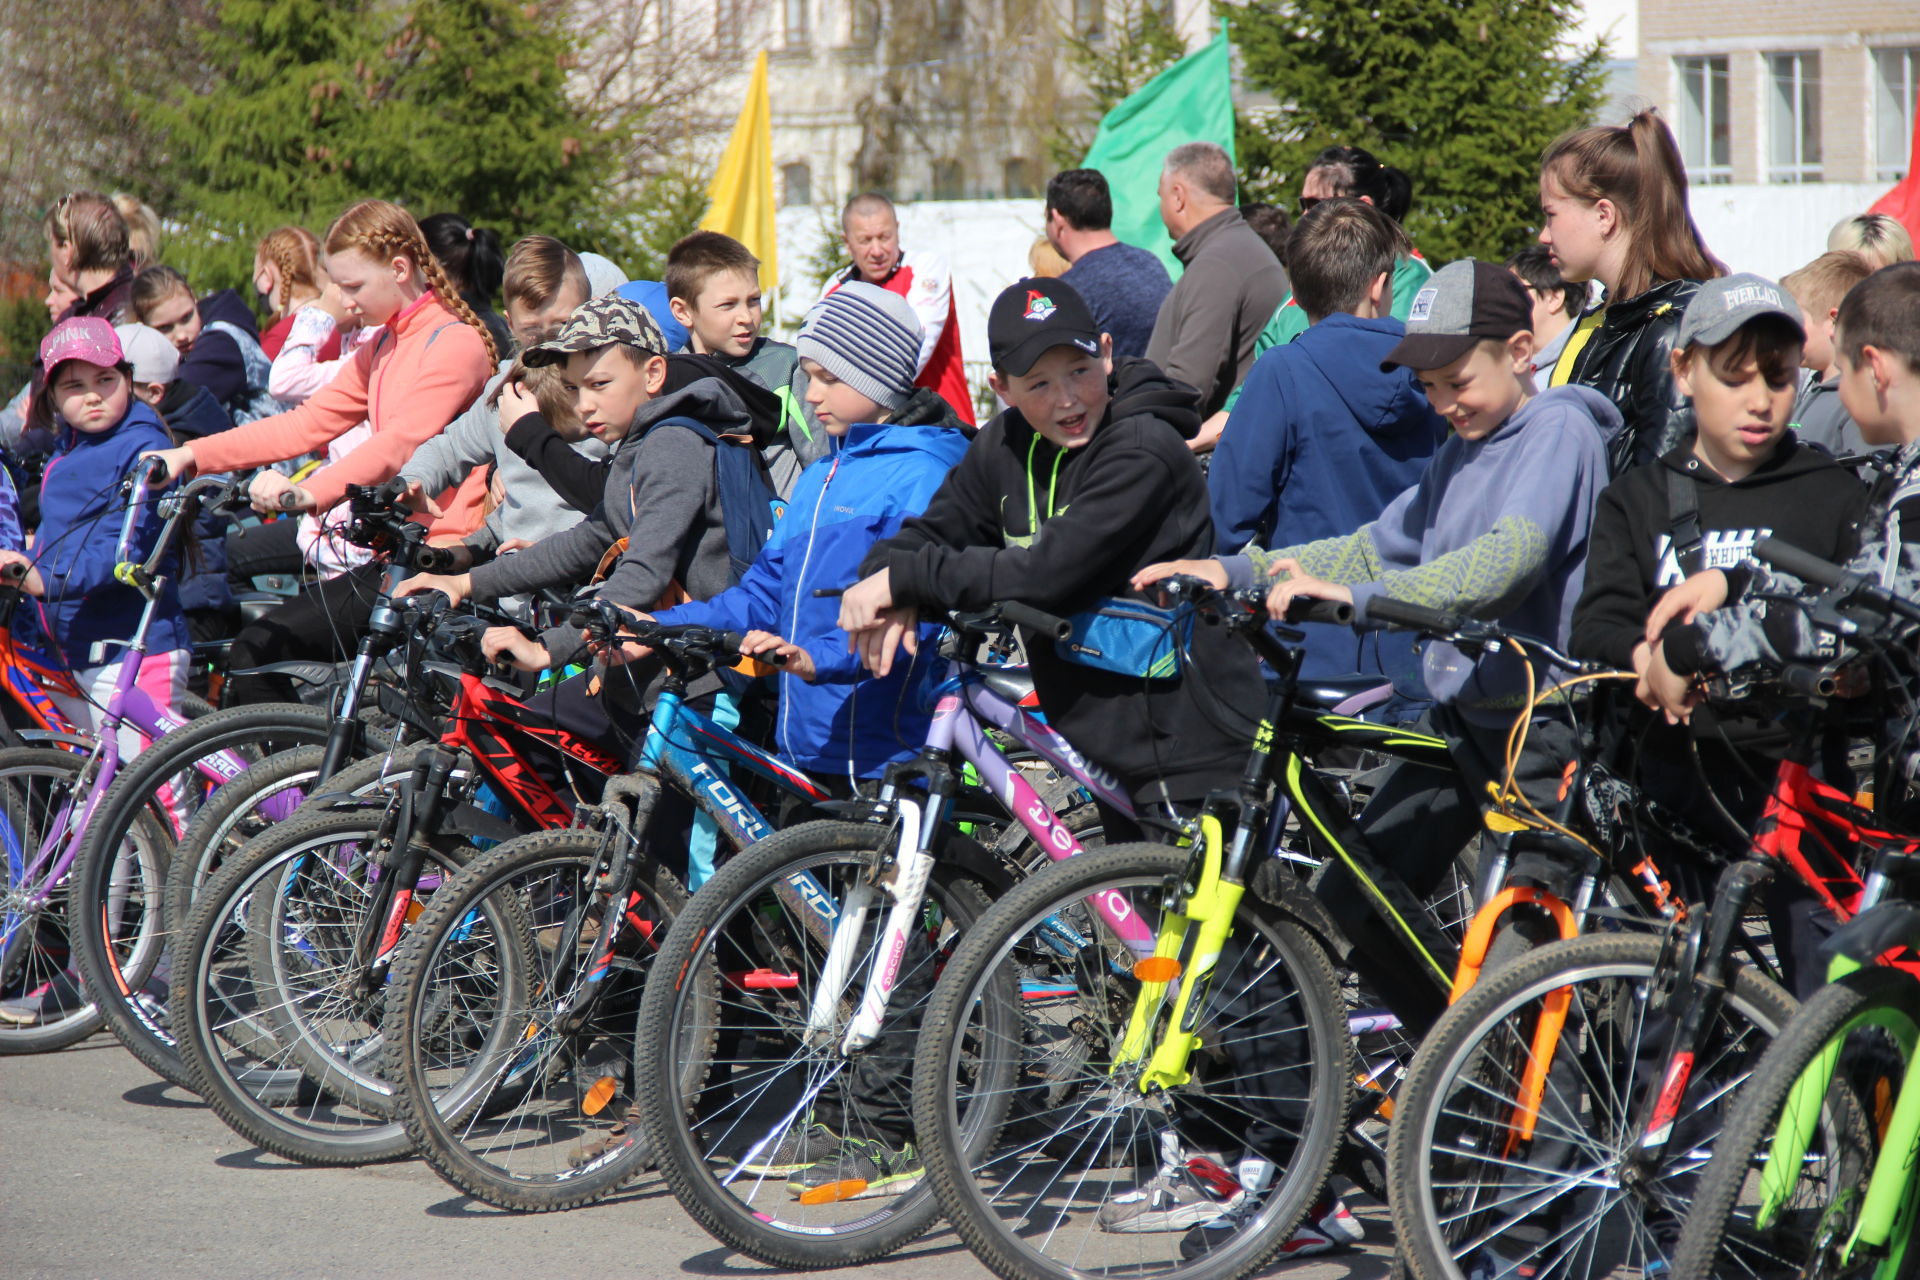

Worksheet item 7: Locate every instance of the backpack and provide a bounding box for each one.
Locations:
[202,319,289,425]
[642,416,784,582]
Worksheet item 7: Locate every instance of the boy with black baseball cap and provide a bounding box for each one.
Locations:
[1141,258,1625,1037]
[839,278,1299,1244]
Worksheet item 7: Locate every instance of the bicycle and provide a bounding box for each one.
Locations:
[1388,537,1920,1280]
[0,464,266,1049]
[68,478,441,1086]
[380,605,854,1209]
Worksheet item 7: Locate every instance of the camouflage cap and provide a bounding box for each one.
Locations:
[522,293,668,367]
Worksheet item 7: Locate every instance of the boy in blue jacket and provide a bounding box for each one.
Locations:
[649,281,965,1199]
[655,280,968,783]
[1207,199,1446,680]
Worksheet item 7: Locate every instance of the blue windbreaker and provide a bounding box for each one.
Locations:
[27,400,188,666]
[659,418,969,779]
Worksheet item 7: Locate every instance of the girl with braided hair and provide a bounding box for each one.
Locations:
[143,199,497,704]
[252,226,340,362]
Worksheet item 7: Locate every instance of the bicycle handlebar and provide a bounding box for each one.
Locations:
[565,600,787,668]
[1754,536,1920,626]
[995,601,1072,640]
[1779,663,1839,699]
[1362,595,1466,635]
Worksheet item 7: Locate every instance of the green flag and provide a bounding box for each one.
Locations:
[1082,21,1235,275]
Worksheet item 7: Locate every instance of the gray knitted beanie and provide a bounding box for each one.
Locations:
[796,281,924,413]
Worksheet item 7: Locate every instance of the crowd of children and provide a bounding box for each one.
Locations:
[5,104,1920,1259]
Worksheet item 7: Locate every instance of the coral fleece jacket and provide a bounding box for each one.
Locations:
[185,293,491,523]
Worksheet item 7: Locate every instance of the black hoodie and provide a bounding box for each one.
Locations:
[863,357,1266,800]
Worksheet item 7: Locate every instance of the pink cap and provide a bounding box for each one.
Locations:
[39,316,123,377]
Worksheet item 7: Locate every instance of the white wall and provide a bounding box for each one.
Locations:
[1688,182,1890,280]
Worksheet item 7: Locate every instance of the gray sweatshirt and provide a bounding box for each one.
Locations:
[467,377,751,667]
[398,368,606,554]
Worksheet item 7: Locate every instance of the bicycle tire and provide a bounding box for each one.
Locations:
[382,826,689,1210]
[1388,930,1803,1280]
[914,843,1353,1280]
[1672,966,1905,1280]
[70,704,343,1085]
[0,748,157,1053]
[170,808,468,1164]
[637,819,995,1267]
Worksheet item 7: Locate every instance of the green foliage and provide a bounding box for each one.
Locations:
[1231,0,1609,265]
[1051,0,1191,168]
[139,0,636,296]
[0,294,51,398]
[623,163,711,284]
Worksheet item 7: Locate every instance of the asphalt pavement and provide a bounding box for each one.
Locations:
[0,1032,1397,1280]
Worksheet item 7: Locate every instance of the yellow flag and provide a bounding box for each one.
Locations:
[699,50,777,295]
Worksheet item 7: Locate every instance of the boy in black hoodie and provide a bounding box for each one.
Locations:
[1572,274,1865,887]
[841,279,1294,1246]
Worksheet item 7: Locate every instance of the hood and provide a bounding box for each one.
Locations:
[1655,427,1835,488]
[1293,313,1442,438]
[156,380,232,441]
[1108,356,1203,439]
[615,372,768,459]
[197,289,260,338]
[662,353,782,445]
[837,417,974,466]
[1493,384,1625,447]
[890,385,970,431]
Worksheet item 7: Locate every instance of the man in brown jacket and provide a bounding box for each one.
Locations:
[1144,142,1289,417]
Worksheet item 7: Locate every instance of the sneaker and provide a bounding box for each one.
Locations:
[1099,1163,1238,1234]
[787,1136,924,1200]
[739,1120,839,1176]
[1182,1194,1362,1260]
[567,1102,642,1170]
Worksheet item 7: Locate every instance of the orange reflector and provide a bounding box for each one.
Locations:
[581,1076,619,1117]
[405,898,424,923]
[1133,956,1181,983]
[798,1179,868,1205]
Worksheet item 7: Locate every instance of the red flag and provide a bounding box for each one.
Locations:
[1869,91,1920,242]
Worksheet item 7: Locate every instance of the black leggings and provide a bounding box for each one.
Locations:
[223,563,386,705]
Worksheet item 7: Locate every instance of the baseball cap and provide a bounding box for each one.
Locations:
[114,323,180,386]
[39,316,123,377]
[988,278,1102,376]
[522,293,668,367]
[1676,273,1805,350]
[1381,260,1534,372]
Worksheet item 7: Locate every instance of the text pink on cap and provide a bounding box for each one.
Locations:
[39,316,123,376]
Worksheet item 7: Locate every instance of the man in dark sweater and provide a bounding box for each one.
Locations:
[1143,143,1289,417]
[1047,168,1171,361]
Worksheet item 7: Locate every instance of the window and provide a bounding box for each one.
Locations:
[1071,0,1104,39]
[714,0,740,54]
[932,159,966,200]
[1768,52,1821,183]
[782,162,812,208]
[1674,56,1732,185]
[1878,47,1920,180]
[934,0,963,42]
[847,0,877,46]
[1003,157,1039,199]
[783,0,807,47]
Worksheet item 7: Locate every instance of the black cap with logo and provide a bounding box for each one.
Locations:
[988,277,1103,376]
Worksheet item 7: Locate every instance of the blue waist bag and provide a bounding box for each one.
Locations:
[1056,598,1190,680]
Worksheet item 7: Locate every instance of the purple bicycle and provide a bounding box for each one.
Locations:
[0,463,297,1049]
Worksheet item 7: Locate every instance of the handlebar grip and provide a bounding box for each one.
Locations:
[0,561,27,583]
[1753,537,1848,590]
[415,545,456,574]
[278,489,303,511]
[810,587,845,598]
[1781,664,1839,699]
[1282,598,1354,627]
[999,601,1072,640]
[1363,595,1462,634]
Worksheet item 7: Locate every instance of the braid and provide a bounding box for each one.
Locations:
[270,238,299,317]
[414,242,499,364]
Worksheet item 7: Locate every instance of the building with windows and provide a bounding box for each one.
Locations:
[1640,3,1918,186]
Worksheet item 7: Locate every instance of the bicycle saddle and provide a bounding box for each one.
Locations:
[980,665,1040,708]
[1295,676,1392,713]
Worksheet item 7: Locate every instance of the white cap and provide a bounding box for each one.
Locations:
[114,323,179,386]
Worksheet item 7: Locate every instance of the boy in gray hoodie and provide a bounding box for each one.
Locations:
[1140,260,1622,1037]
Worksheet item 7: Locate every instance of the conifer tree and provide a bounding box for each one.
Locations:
[1233,0,1609,263]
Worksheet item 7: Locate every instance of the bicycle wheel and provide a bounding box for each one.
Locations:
[0,748,143,1052]
[170,808,467,1164]
[382,826,688,1210]
[914,843,1353,1280]
[1672,967,1903,1280]
[71,705,343,1085]
[636,820,995,1267]
[1389,930,1803,1280]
